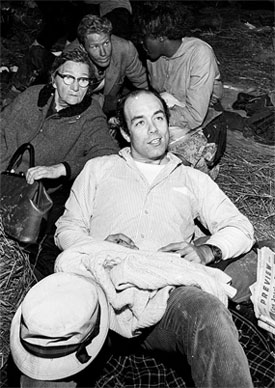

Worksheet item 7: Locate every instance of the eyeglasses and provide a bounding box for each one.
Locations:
[56,72,90,88]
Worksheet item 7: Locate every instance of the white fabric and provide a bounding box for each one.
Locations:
[135,161,165,185]
[55,241,236,338]
[10,273,109,380]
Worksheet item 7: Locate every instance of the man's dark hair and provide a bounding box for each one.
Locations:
[77,14,112,46]
[135,3,194,40]
[117,89,170,135]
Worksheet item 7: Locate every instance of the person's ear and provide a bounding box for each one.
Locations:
[120,128,131,143]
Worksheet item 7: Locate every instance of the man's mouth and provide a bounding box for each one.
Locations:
[98,57,110,63]
[148,138,162,146]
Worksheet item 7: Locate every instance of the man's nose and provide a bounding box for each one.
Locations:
[99,45,106,57]
[148,121,158,133]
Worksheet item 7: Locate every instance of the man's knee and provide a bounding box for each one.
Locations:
[167,286,231,326]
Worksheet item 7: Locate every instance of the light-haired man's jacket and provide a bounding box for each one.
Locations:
[65,35,148,115]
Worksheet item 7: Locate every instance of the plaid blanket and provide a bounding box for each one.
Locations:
[231,309,275,388]
[93,309,274,388]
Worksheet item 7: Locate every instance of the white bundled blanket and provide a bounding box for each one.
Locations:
[55,241,236,338]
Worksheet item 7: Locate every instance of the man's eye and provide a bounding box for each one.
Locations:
[135,120,145,127]
[104,41,110,46]
[155,115,164,121]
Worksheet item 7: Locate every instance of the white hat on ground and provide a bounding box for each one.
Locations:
[10,272,109,381]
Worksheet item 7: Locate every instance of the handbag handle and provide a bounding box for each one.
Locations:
[6,143,35,172]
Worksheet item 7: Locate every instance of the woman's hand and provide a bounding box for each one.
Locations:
[159,241,213,265]
[26,164,66,184]
[105,233,139,250]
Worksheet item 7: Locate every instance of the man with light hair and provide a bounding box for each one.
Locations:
[66,13,148,117]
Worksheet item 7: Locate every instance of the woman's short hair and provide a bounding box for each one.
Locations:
[51,48,91,75]
[136,3,194,40]
[117,89,170,135]
[77,14,112,46]
[51,48,96,96]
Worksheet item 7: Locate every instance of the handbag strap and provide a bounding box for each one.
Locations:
[6,143,35,172]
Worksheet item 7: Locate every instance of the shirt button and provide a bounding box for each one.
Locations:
[141,234,144,238]
[144,210,148,214]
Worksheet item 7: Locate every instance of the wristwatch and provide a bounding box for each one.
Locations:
[205,244,223,264]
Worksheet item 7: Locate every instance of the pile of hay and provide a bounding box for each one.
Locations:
[0,216,36,386]
[217,132,275,242]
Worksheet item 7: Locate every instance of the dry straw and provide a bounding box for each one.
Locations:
[0,215,36,379]
[217,132,275,241]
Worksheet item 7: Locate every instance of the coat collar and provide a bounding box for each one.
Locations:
[37,84,92,117]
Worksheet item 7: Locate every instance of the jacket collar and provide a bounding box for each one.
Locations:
[37,84,92,117]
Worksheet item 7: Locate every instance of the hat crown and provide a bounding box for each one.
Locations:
[21,273,99,345]
[10,272,109,381]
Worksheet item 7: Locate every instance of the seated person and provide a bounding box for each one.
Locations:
[135,3,225,177]
[11,0,133,94]
[51,89,259,387]
[1,48,119,277]
[11,89,255,388]
[66,14,148,118]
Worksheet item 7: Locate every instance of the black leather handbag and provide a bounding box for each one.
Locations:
[0,143,53,243]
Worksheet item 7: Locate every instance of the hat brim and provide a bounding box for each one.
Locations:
[10,281,109,381]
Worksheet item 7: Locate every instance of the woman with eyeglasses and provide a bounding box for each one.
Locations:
[0,47,119,277]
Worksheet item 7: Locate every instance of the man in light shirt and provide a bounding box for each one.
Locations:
[55,89,256,387]
[135,3,226,178]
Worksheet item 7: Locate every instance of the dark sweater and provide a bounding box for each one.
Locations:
[1,84,119,179]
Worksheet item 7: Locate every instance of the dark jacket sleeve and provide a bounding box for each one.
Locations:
[64,99,119,179]
[0,87,41,171]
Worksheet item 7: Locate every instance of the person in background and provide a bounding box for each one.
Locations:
[135,3,226,178]
[66,14,148,119]
[1,48,119,277]
[54,89,256,388]
[10,0,133,96]
[83,0,133,39]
